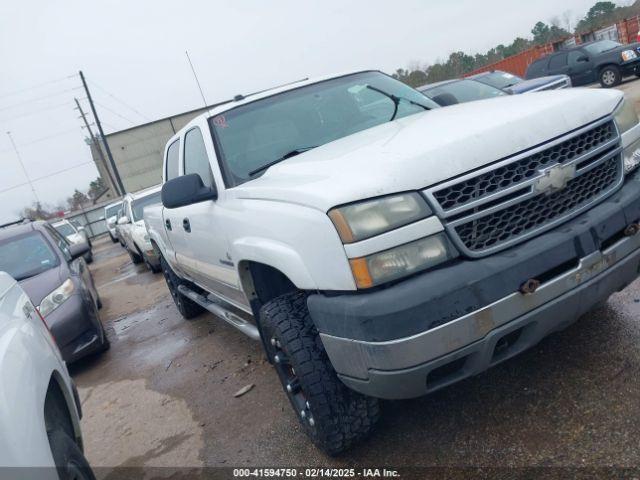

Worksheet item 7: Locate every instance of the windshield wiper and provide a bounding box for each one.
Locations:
[248,146,318,177]
[365,85,431,121]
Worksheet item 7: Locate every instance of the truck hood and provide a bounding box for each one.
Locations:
[230,88,622,212]
[507,75,569,94]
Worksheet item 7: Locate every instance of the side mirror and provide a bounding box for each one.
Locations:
[577,55,589,62]
[68,242,90,260]
[162,173,217,209]
[117,216,130,225]
[77,226,85,232]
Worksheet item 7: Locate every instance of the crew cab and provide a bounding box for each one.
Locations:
[145,70,640,454]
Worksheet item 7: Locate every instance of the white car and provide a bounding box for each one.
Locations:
[117,185,161,272]
[0,271,95,479]
[146,70,640,454]
[52,219,93,264]
[103,200,122,244]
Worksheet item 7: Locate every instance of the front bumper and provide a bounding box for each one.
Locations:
[46,294,104,363]
[621,57,640,75]
[309,171,640,400]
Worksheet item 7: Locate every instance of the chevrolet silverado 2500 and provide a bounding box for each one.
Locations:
[145,70,640,454]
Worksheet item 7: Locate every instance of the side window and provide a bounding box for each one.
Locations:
[184,128,215,188]
[44,226,71,261]
[165,140,180,181]
[568,50,584,66]
[548,53,568,70]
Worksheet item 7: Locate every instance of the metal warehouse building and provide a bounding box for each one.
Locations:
[91,103,224,195]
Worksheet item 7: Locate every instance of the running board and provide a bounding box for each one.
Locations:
[177,285,260,340]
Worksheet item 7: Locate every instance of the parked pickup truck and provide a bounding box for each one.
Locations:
[145,70,640,455]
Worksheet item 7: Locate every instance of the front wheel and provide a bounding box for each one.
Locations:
[128,248,143,265]
[600,65,621,87]
[48,429,96,480]
[260,291,380,455]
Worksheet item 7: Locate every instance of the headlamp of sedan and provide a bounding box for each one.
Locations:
[349,233,457,288]
[621,50,638,62]
[38,279,74,317]
[614,98,639,134]
[328,193,431,243]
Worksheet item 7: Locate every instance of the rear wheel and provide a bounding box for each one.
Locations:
[600,65,621,87]
[48,429,96,480]
[260,291,380,455]
[160,256,204,319]
[128,248,143,264]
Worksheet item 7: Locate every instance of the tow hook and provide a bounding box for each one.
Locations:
[624,222,640,237]
[519,278,541,295]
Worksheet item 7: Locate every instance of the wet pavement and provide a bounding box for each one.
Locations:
[73,235,640,473]
[71,81,640,474]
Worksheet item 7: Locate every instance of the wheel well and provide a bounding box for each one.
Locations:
[240,261,297,309]
[599,63,620,73]
[44,374,81,448]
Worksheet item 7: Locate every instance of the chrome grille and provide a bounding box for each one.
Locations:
[455,156,620,252]
[433,121,616,211]
[424,118,623,257]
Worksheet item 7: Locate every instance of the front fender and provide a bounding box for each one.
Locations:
[232,237,316,289]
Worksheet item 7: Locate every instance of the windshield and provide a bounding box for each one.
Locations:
[210,71,439,185]
[0,232,59,281]
[54,223,75,237]
[105,203,121,218]
[131,192,161,221]
[474,71,523,89]
[583,40,621,55]
[421,79,507,105]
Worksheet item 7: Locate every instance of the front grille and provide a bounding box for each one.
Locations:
[433,121,615,211]
[455,156,621,252]
[425,119,623,256]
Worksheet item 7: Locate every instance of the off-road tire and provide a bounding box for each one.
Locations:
[260,291,380,455]
[48,428,96,480]
[160,256,203,319]
[600,65,621,88]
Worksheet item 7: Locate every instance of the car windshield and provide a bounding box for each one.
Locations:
[210,71,439,185]
[131,192,161,221]
[0,232,59,281]
[54,223,75,237]
[474,71,523,89]
[105,204,121,218]
[421,79,507,105]
[583,40,621,55]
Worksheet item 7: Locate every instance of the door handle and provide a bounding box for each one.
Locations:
[182,218,191,233]
[165,219,172,231]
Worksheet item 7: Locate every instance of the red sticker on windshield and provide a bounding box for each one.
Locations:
[213,115,228,128]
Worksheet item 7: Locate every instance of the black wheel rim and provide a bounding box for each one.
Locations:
[269,336,316,432]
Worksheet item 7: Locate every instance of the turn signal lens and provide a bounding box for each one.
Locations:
[349,234,457,288]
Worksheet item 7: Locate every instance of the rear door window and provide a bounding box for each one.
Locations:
[548,53,568,71]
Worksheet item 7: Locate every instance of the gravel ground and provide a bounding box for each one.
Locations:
[71,81,640,477]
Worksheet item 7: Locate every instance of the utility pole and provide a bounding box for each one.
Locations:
[74,98,118,197]
[79,70,125,195]
[6,131,40,205]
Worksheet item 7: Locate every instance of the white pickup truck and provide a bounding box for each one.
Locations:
[145,70,640,454]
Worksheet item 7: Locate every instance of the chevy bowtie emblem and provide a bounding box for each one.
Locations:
[534,163,576,195]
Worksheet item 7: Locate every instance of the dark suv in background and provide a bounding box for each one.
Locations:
[526,39,640,88]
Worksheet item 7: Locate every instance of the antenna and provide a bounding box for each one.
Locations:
[185,51,208,108]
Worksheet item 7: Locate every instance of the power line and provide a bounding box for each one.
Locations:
[0,75,76,100]
[0,87,83,112]
[0,160,96,195]
[0,127,82,153]
[0,101,78,124]
[93,100,137,125]
[88,80,151,121]
[6,131,40,204]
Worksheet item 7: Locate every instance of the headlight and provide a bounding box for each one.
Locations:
[622,50,638,62]
[328,193,431,243]
[38,279,74,317]
[349,234,457,288]
[614,98,639,134]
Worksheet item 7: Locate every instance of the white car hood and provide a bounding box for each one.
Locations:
[229,88,622,211]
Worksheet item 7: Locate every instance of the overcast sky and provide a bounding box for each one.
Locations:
[0,0,611,223]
